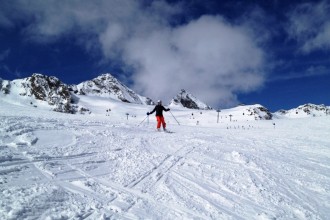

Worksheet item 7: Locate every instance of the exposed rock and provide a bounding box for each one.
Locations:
[275,103,330,118]
[73,73,154,105]
[170,89,212,110]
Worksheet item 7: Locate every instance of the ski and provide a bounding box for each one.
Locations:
[155,129,174,133]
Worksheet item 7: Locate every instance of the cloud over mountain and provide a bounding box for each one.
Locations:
[0,0,266,107]
[127,15,265,107]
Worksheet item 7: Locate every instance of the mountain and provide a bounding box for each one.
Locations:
[70,74,153,105]
[222,104,273,121]
[0,73,78,113]
[0,73,154,114]
[2,74,329,120]
[249,104,273,120]
[169,89,212,110]
[275,103,330,118]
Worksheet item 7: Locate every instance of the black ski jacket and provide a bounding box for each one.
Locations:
[149,105,170,116]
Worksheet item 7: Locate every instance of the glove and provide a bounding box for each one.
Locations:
[147,112,150,115]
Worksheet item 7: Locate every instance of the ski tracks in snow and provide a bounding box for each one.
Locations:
[0,116,207,219]
[126,138,196,191]
[1,115,330,219]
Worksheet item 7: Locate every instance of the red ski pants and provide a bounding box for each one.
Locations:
[156,116,166,129]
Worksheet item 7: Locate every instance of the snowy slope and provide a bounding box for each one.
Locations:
[1,97,329,220]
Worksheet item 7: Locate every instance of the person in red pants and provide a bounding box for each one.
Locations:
[147,100,170,131]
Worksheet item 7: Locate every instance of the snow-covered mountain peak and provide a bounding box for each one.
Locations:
[275,103,330,118]
[228,104,273,120]
[93,73,122,85]
[28,73,70,101]
[249,104,273,120]
[72,73,153,105]
[169,89,212,110]
[0,73,77,113]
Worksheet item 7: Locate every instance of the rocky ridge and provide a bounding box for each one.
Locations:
[1,74,79,113]
[70,74,153,105]
[170,89,212,110]
[275,103,330,118]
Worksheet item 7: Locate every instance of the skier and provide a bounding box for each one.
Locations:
[147,100,170,131]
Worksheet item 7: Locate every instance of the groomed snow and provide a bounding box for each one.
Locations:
[0,97,329,220]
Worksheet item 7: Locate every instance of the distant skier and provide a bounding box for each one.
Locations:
[147,100,170,131]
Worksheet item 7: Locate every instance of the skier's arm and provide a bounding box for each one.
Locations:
[148,106,156,115]
[163,106,170,112]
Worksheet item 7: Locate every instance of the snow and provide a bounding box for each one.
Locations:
[75,73,149,105]
[0,78,54,110]
[274,104,330,119]
[0,97,330,220]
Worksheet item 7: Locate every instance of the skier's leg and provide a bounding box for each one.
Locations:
[156,116,161,129]
[161,117,166,129]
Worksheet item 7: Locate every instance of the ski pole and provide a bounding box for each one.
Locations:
[138,115,149,126]
[169,110,180,125]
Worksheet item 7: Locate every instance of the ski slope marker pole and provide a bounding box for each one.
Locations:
[169,111,180,125]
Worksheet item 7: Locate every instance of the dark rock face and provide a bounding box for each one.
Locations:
[299,104,328,115]
[5,74,77,113]
[171,89,212,110]
[28,74,76,113]
[244,105,273,120]
[29,74,69,101]
[180,98,199,109]
[0,78,11,94]
[254,106,273,120]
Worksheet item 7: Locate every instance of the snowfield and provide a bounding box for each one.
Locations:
[0,98,329,220]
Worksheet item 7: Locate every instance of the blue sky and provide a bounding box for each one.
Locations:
[0,0,329,111]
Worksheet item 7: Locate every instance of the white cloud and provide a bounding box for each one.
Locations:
[126,16,265,106]
[287,0,330,53]
[0,0,266,107]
